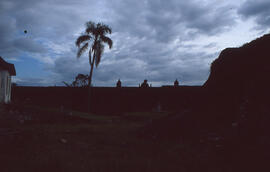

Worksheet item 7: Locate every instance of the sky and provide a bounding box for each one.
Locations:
[0,0,269,87]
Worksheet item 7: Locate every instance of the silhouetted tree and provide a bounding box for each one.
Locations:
[63,74,89,87]
[75,74,88,87]
[75,21,113,87]
[62,81,77,87]
[76,21,113,112]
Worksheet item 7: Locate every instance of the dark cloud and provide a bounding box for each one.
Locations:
[0,16,17,58]
[0,0,242,86]
[0,0,96,59]
[203,42,218,49]
[49,46,213,87]
[13,38,46,53]
[110,0,236,43]
[238,0,270,29]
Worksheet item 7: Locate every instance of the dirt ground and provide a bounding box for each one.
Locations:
[0,105,230,172]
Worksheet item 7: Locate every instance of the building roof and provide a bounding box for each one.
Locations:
[0,56,16,76]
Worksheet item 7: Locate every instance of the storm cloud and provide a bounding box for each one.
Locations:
[0,0,268,86]
[238,0,270,30]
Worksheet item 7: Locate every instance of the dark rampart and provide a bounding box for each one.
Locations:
[12,86,202,114]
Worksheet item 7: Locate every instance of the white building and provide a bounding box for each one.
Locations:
[0,57,16,103]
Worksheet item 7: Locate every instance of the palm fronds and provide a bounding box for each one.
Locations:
[76,35,91,47]
[101,35,113,49]
[77,43,88,58]
[95,41,105,67]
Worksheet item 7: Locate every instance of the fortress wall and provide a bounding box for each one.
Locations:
[12,86,203,113]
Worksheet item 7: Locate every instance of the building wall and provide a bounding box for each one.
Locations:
[0,70,11,103]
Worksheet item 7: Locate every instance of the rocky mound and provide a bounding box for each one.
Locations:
[139,34,270,171]
[204,33,270,95]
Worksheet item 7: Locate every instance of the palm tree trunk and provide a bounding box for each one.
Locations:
[87,55,95,113]
[88,62,94,87]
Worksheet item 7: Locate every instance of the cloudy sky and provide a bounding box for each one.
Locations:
[0,0,269,86]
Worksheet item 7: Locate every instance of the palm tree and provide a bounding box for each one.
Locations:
[76,21,113,112]
[76,21,113,87]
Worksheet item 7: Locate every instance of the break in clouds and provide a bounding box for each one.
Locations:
[0,0,269,86]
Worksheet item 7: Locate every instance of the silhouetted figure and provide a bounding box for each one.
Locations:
[116,79,121,88]
[174,79,179,87]
[141,79,149,88]
[24,30,27,34]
